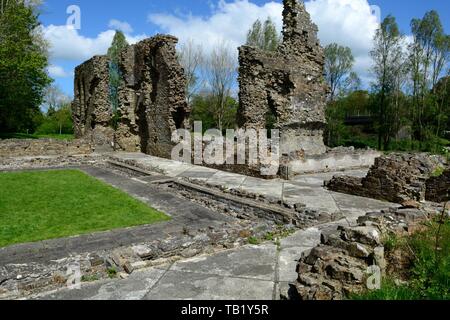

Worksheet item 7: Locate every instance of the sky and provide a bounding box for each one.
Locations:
[38,0,450,97]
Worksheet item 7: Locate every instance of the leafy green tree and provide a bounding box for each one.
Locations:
[324,43,355,101]
[370,15,406,150]
[246,17,281,52]
[0,0,51,133]
[409,11,449,142]
[107,31,129,115]
[191,93,238,133]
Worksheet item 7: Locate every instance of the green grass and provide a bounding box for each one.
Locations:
[353,216,450,300]
[0,133,74,140]
[0,170,170,247]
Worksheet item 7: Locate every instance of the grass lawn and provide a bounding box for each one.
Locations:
[0,133,74,140]
[0,170,170,247]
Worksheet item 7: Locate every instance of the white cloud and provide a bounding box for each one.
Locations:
[108,19,134,34]
[149,0,283,58]
[47,65,70,78]
[42,25,147,62]
[148,0,381,84]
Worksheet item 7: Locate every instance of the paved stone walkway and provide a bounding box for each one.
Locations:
[31,154,396,300]
[36,219,385,300]
[110,152,385,216]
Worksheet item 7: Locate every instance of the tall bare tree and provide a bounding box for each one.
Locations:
[205,41,237,131]
[178,39,204,106]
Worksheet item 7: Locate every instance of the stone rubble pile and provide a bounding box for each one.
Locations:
[292,203,442,300]
[326,153,447,203]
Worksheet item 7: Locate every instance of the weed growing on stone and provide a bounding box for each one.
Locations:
[355,208,450,300]
[107,268,118,279]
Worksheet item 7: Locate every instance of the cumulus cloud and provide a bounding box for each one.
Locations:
[47,65,71,78]
[42,25,147,62]
[108,19,134,34]
[148,0,381,83]
[149,0,283,57]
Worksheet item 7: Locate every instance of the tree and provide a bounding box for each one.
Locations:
[409,11,449,142]
[191,93,238,132]
[204,42,237,131]
[107,31,128,114]
[246,17,281,52]
[0,0,51,133]
[324,43,355,101]
[178,39,204,106]
[370,15,406,150]
[43,85,71,114]
[41,85,72,134]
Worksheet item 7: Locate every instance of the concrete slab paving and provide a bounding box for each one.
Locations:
[240,177,283,201]
[278,246,311,282]
[144,270,274,300]
[38,267,168,300]
[206,171,246,190]
[280,227,322,249]
[170,244,277,281]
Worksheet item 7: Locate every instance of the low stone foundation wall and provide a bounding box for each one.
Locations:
[288,147,381,177]
[426,169,450,203]
[326,153,446,203]
[0,139,93,158]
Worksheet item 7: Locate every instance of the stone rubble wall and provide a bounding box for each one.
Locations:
[0,139,93,158]
[237,0,329,156]
[72,56,115,151]
[115,35,190,158]
[71,35,189,159]
[292,203,442,300]
[426,169,450,203]
[326,153,447,203]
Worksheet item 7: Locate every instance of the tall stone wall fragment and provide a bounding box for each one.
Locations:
[72,55,114,151]
[237,0,329,156]
[116,35,190,158]
[72,35,189,158]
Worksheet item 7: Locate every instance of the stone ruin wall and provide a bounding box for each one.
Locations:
[72,35,189,159]
[72,55,115,151]
[115,35,190,158]
[326,153,449,204]
[237,0,329,157]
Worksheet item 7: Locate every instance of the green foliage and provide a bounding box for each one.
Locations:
[107,268,118,279]
[0,132,74,140]
[324,43,355,100]
[432,166,445,177]
[0,170,170,247]
[246,17,281,52]
[0,0,52,133]
[355,215,450,300]
[36,104,73,135]
[190,94,238,132]
[81,274,100,282]
[107,31,129,114]
[248,237,261,245]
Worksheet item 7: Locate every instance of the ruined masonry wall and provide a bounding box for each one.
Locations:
[237,0,329,156]
[72,55,114,151]
[72,35,189,159]
[115,35,190,158]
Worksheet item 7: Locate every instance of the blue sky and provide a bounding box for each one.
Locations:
[38,0,450,97]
